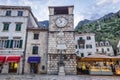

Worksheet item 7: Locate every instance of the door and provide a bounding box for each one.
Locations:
[0,63,3,73]
[30,63,38,74]
[9,62,18,73]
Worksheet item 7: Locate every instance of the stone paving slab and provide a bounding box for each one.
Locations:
[0,75,120,80]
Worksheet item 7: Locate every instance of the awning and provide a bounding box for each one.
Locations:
[28,57,41,63]
[0,56,6,62]
[6,56,20,62]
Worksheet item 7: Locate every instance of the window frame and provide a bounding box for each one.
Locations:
[87,36,91,40]
[32,45,39,54]
[18,11,23,16]
[6,10,11,16]
[15,23,22,31]
[33,33,39,40]
[3,23,10,31]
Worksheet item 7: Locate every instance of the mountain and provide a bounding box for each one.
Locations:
[75,10,120,49]
[75,19,91,30]
[38,20,49,29]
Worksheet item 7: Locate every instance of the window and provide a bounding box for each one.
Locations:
[54,7,68,15]
[42,65,45,70]
[86,44,92,49]
[34,34,39,39]
[75,45,77,49]
[96,49,99,52]
[79,44,85,49]
[96,43,98,46]
[79,37,83,40]
[88,53,91,55]
[15,23,22,31]
[0,39,7,48]
[81,53,84,57]
[6,10,11,16]
[32,46,38,54]
[100,42,103,46]
[18,11,23,16]
[107,48,110,51]
[106,43,109,46]
[102,48,104,53]
[87,36,91,40]
[3,23,9,31]
[13,40,23,48]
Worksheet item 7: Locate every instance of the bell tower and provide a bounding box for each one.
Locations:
[47,6,76,75]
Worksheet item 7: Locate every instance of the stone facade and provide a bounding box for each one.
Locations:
[47,6,76,75]
[0,5,38,74]
[75,33,96,57]
[24,28,48,74]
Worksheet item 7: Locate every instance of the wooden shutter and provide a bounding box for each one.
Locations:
[19,40,23,48]
[10,40,13,48]
[6,40,10,48]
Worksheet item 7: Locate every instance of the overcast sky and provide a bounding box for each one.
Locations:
[0,0,120,27]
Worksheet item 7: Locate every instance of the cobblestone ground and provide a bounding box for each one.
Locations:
[0,75,120,80]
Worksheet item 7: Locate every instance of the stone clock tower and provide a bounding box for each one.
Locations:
[47,6,76,75]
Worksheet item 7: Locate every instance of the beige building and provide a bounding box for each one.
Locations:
[96,41,114,56]
[47,6,76,75]
[0,5,38,74]
[24,27,48,74]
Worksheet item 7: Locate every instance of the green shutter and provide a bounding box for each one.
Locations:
[19,40,23,48]
[6,24,9,30]
[3,23,9,31]
[10,40,13,48]
[6,40,10,48]
[16,24,21,31]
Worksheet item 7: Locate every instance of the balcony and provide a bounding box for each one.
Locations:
[77,39,85,44]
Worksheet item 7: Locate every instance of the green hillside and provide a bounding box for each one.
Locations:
[76,12,120,49]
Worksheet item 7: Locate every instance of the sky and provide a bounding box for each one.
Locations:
[0,0,120,27]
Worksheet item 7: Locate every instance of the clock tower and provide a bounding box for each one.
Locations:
[47,6,76,75]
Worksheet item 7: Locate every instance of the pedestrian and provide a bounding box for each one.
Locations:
[0,66,2,73]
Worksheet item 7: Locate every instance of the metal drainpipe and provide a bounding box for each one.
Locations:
[22,19,29,74]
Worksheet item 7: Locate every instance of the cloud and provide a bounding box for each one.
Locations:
[81,0,120,20]
[96,0,119,6]
[0,0,120,27]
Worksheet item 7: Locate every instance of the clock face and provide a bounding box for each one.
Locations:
[56,17,67,27]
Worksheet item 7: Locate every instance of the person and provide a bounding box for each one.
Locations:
[0,66,2,73]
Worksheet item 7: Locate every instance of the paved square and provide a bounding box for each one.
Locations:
[0,75,120,80]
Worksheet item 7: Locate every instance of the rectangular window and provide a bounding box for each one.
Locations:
[15,23,22,31]
[75,45,77,49]
[18,11,23,16]
[13,39,22,48]
[86,44,92,49]
[0,39,7,48]
[34,34,39,39]
[107,48,110,51]
[32,46,38,54]
[6,10,11,16]
[3,23,9,31]
[87,36,91,40]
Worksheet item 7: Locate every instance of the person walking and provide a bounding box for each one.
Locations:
[0,66,2,73]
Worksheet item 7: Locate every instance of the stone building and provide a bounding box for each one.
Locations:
[47,6,76,75]
[24,27,48,74]
[96,41,114,56]
[0,5,38,74]
[75,33,96,57]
